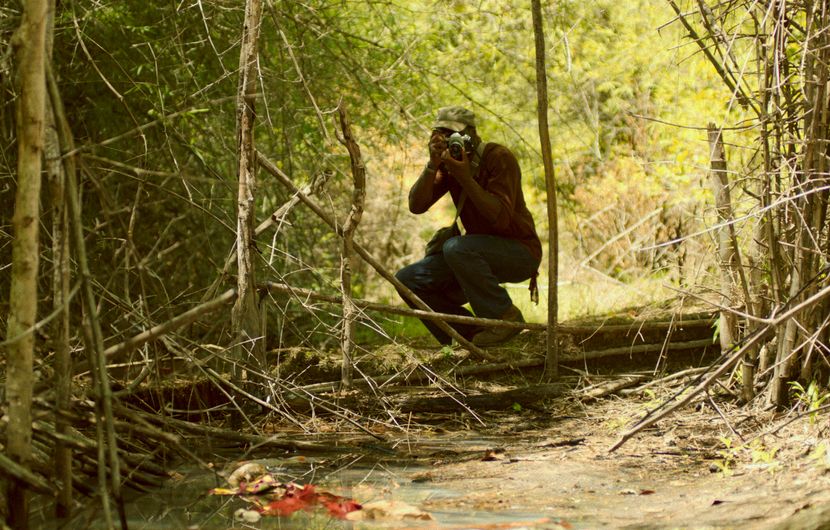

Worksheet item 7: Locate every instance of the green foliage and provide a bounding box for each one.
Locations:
[439,345,455,359]
[808,442,830,471]
[714,437,780,475]
[748,440,780,473]
[0,0,734,349]
[714,436,737,475]
[789,381,830,425]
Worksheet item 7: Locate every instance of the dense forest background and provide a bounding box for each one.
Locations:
[4,0,830,404]
[4,0,830,525]
[1,0,730,342]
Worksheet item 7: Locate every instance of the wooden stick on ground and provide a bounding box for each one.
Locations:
[263,281,544,330]
[610,281,830,452]
[264,280,714,334]
[580,375,649,401]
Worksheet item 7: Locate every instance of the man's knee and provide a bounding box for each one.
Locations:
[442,236,471,266]
[395,265,415,289]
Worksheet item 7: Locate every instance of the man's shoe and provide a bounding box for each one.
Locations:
[472,305,524,346]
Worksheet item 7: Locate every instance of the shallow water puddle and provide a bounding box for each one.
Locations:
[67,436,569,529]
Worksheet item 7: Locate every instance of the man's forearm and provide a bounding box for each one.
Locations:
[408,164,439,213]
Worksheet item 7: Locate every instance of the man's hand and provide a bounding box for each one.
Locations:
[440,146,473,184]
[428,130,447,169]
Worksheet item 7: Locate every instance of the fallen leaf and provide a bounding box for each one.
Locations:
[254,482,361,520]
[410,471,435,483]
[319,493,362,519]
[640,489,656,495]
[242,474,278,494]
[208,487,239,496]
[227,462,266,487]
[259,484,318,517]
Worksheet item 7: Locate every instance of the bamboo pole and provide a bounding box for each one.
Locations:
[335,104,366,389]
[6,1,48,524]
[47,58,124,529]
[231,0,265,367]
[531,0,559,381]
[45,93,73,519]
[707,124,754,401]
[44,0,74,516]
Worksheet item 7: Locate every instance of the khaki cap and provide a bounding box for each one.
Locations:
[432,106,475,132]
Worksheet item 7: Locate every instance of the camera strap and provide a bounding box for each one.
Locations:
[453,141,487,228]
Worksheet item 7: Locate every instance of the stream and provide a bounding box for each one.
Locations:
[38,436,567,529]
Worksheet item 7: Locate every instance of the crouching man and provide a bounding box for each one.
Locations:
[395,106,542,346]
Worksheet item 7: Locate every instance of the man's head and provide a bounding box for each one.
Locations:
[433,106,476,135]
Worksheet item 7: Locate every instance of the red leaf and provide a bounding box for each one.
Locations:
[255,482,362,520]
[260,484,318,517]
[320,495,362,519]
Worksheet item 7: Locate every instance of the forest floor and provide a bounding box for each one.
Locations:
[102,312,830,529]
[378,386,830,529]
[194,317,830,530]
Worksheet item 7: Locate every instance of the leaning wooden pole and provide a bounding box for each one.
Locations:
[47,62,125,529]
[335,104,366,389]
[232,0,264,367]
[531,0,559,380]
[6,0,47,525]
[44,0,73,516]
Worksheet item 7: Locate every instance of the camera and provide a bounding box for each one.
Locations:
[447,132,472,161]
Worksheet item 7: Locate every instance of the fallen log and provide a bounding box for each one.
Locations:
[580,375,649,401]
[263,281,715,335]
[564,338,715,361]
[291,338,715,395]
[398,383,565,413]
[0,451,53,496]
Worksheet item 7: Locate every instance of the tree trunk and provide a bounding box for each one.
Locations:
[5,0,47,526]
[47,58,126,529]
[336,105,366,389]
[531,0,559,380]
[769,7,830,406]
[232,0,265,369]
[44,0,73,517]
[707,124,751,399]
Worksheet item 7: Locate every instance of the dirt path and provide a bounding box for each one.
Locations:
[402,397,830,529]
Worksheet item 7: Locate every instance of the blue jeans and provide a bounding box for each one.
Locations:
[395,234,540,345]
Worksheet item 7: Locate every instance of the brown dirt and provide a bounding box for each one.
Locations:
[395,383,830,529]
[124,319,830,529]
